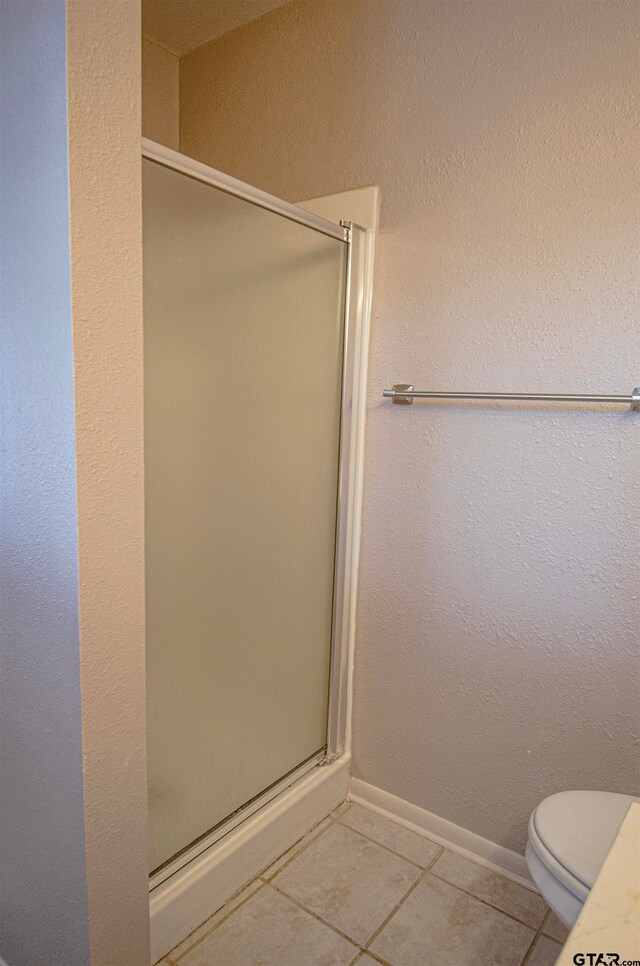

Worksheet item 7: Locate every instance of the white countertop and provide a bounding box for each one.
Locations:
[557,801,640,964]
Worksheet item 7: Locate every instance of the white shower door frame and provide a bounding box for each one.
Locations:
[142,139,369,893]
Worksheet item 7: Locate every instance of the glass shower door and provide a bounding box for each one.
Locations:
[143,157,347,873]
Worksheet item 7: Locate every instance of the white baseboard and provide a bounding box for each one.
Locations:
[150,756,350,964]
[349,778,537,893]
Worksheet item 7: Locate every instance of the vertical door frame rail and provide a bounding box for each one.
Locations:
[142,139,369,890]
[325,218,367,762]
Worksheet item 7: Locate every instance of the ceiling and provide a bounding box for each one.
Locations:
[142,0,293,56]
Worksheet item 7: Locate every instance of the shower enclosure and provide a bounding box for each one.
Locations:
[142,139,368,929]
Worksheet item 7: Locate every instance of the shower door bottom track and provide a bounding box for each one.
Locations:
[149,748,326,891]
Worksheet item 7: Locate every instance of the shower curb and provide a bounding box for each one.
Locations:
[149,756,350,963]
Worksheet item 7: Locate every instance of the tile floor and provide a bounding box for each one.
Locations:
[160,801,569,966]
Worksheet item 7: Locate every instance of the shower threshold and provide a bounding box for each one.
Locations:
[149,748,327,891]
[149,752,350,963]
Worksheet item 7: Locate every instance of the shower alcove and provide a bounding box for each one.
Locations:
[142,139,376,961]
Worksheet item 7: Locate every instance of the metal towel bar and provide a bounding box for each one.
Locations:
[383,384,640,410]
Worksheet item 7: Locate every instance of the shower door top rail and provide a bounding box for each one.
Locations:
[383,384,640,410]
[142,138,349,243]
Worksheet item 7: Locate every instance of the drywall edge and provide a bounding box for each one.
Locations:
[66,1,150,962]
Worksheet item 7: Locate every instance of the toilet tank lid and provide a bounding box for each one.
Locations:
[532,790,639,890]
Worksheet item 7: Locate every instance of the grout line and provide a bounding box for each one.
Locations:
[170,802,350,960]
[540,908,568,942]
[170,800,548,964]
[350,949,395,966]
[365,869,427,952]
[519,906,553,966]
[363,845,444,951]
[348,793,540,896]
[361,951,395,966]
[342,807,540,931]
[271,804,432,886]
[262,798,352,879]
[336,816,435,870]
[269,820,442,964]
[262,813,338,880]
[268,881,362,951]
[521,927,542,966]
[172,879,266,962]
[164,799,554,965]
[428,867,545,932]
[364,868,430,949]
[539,908,554,936]
[168,801,548,966]
[424,846,447,874]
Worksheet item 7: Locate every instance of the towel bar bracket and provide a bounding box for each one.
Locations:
[390,383,414,404]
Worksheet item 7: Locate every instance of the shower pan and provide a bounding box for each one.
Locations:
[142,140,372,959]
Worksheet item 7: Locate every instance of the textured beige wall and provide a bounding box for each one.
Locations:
[142,37,179,149]
[67,1,150,962]
[180,0,639,853]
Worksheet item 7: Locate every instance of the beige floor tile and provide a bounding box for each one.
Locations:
[526,934,562,966]
[432,850,548,928]
[370,873,535,966]
[273,822,421,944]
[542,909,570,943]
[339,804,441,867]
[261,816,332,879]
[170,880,262,960]
[179,884,357,965]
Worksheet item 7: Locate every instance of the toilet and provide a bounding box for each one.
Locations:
[526,790,639,929]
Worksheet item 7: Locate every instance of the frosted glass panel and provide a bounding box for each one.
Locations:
[143,159,346,872]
